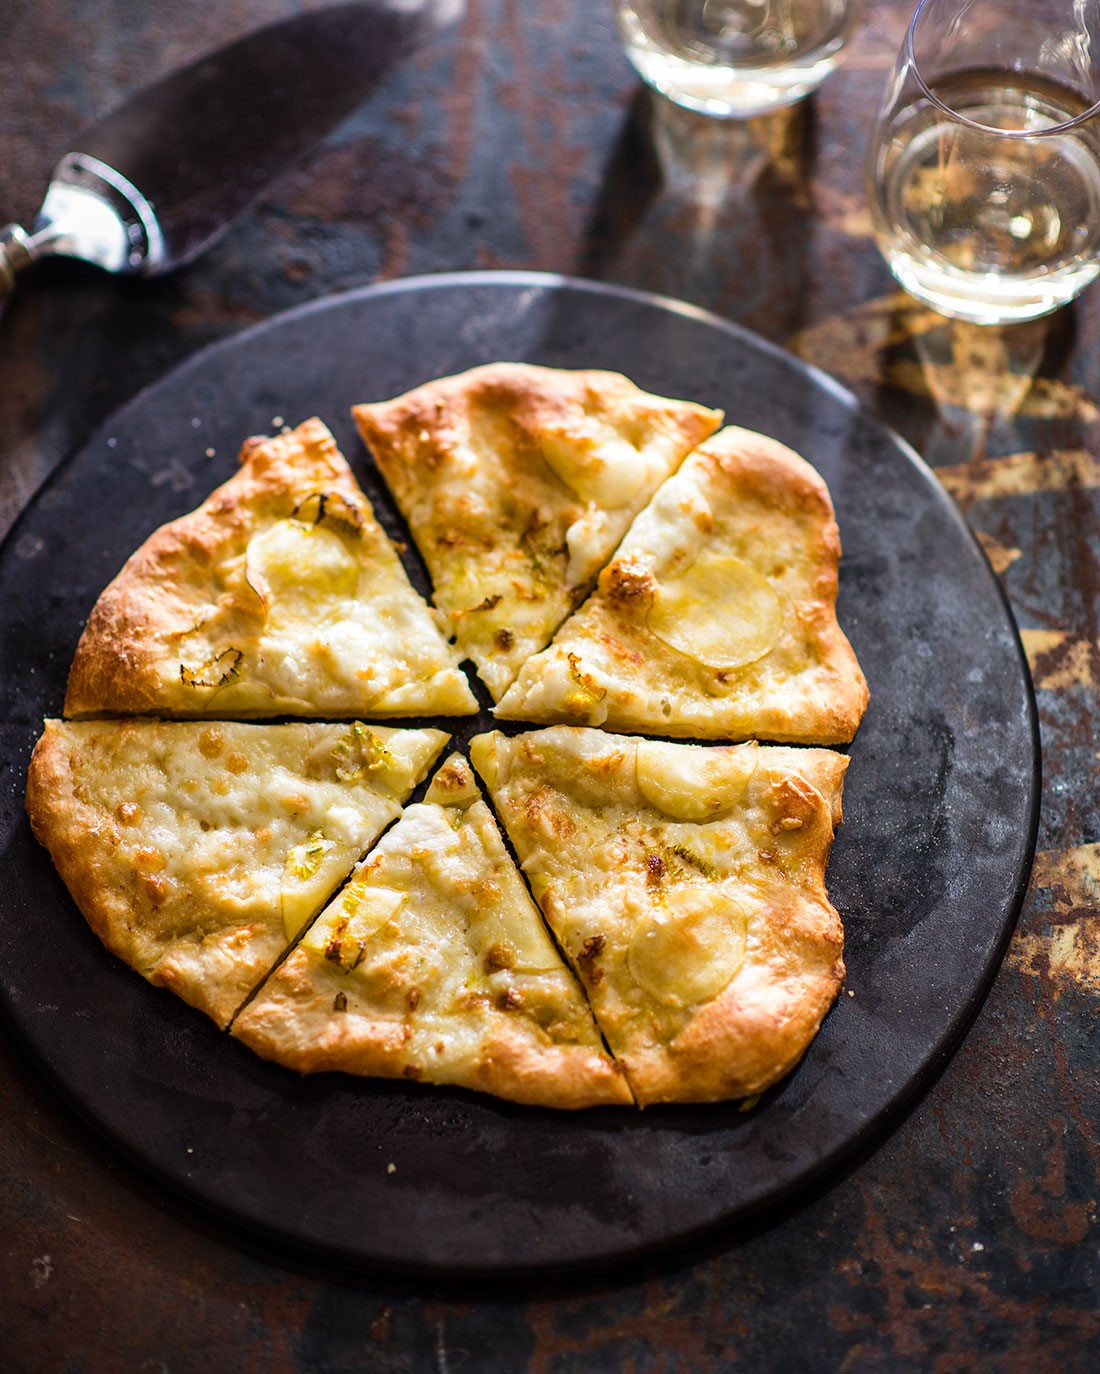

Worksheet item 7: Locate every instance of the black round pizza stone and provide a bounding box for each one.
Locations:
[0,273,1040,1276]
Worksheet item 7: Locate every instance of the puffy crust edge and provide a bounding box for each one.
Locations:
[353,360,722,490]
[471,727,849,1107]
[64,419,371,718]
[24,720,149,968]
[496,424,869,744]
[622,893,845,1106]
[233,949,633,1110]
[670,424,869,739]
[25,718,316,1031]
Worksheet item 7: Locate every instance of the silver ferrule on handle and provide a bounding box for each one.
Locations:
[0,153,165,300]
[0,224,33,298]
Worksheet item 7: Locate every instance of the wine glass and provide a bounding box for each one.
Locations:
[867,0,1100,325]
[614,0,864,118]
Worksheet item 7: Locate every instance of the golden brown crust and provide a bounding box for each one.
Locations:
[233,753,632,1108]
[470,726,847,1105]
[234,950,631,1110]
[25,718,448,1029]
[64,418,476,720]
[354,363,722,699]
[26,720,161,976]
[29,372,864,1111]
[496,425,870,744]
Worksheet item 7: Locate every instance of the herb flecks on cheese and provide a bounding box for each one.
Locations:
[354,364,722,700]
[64,418,477,720]
[24,719,449,1029]
[470,726,848,1106]
[496,426,869,744]
[234,753,631,1109]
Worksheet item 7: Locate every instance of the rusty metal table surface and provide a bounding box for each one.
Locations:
[0,2,1096,1370]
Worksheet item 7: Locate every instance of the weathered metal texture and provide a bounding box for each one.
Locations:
[0,1,1096,1370]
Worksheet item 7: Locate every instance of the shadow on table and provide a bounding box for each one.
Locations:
[869,294,1082,473]
[574,88,818,343]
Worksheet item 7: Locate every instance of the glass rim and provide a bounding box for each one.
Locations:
[906,0,1100,136]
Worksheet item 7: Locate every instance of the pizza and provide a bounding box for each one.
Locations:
[469,727,847,1105]
[26,365,866,1110]
[233,753,631,1108]
[64,417,478,720]
[353,363,722,699]
[25,718,448,1029]
[495,426,869,743]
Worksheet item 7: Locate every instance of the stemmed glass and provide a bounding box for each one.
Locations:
[867,0,1100,325]
[614,0,864,118]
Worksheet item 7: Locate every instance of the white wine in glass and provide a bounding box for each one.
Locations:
[615,0,863,117]
[867,1,1100,324]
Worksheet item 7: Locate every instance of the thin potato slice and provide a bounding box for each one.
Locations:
[472,726,849,1106]
[25,718,449,1029]
[496,425,869,744]
[234,754,631,1108]
[354,364,722,699]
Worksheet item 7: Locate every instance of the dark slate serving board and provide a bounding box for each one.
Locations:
[0,273,1040,1276]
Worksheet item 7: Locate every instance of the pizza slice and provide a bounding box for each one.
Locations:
[64,418,478,719]
[353,363,722,700]
[233,753,631,1108]
[25,719,449,1029]
[470,726,848,1106]
[495,425,869,744]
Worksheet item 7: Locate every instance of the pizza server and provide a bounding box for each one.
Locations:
[0,0,461,298]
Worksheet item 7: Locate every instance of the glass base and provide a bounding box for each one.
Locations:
[879,239,1100,324]
[622,38,844,118]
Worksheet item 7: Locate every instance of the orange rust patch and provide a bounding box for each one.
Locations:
[972,530,1022,575]
[1008,923,1100,996]
[1030,843,1100,907]
[1019,630,1099,692]
[1009,1118,1093,1245]
[937,449,1100,505]
[1007,844,1100,995]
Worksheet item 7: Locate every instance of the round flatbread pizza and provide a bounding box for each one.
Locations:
[26,367,867,1108]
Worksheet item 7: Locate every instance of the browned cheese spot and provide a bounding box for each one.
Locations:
[768,774,820,835]
[577,934,606,985]
[589,750,627,779]
[645,851,667,890]
[605,558,659,611]
[594,630,643,666]
[432,758,471,796]
[523,786,578,840]
[198,728,224,759]
[138,873,169,907]
[483,940,514,975]
[324,918,350,963]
